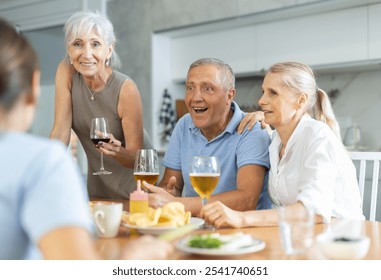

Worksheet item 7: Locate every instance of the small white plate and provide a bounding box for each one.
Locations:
[122,217,204,236]
[176,234,265,256]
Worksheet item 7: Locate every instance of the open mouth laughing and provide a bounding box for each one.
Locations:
[193,107,208,114]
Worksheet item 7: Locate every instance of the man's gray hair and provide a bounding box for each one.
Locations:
[188,58,235,91]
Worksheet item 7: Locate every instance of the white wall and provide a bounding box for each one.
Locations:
[30,84,55,137]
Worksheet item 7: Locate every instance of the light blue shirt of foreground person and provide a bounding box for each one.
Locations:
[162,101,272,210]
[0,132,93,260]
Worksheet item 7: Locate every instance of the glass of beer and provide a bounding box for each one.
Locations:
[133,149,160,185]
[189,156,220,229]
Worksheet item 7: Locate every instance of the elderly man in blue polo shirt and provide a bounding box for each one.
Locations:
[143,58,272,216]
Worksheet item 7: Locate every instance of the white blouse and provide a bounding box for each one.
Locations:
[268,115,364,222]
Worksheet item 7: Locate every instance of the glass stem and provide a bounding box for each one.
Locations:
[201,197,214,230]
[100,152,105,171]
[202,197,207,206]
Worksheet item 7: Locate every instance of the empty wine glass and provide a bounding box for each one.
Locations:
[189,156,220,230]
[90,117,112,175]
[133,149,160,185]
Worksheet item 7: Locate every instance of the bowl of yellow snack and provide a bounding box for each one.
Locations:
[121,202,204,235]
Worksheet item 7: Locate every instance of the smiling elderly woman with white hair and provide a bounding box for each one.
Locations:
[50,11,153,201]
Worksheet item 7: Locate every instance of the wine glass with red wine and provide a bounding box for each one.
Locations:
[90,117,112,175]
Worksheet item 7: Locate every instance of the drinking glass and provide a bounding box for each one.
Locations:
[90,117,112,175]
[189,156,220,230]
[133,149,160,185]
[278,205,314,258]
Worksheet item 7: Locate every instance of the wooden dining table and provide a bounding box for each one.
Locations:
[94,201,381,260]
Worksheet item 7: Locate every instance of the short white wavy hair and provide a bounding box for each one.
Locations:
[64,10,121,69]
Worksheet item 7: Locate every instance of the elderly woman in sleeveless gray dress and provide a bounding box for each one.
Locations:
[50,11,151,200]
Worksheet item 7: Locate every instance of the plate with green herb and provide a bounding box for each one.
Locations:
[176,232,265,256]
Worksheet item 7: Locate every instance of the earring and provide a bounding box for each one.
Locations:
[106,58,110,66]
[69,57,73,64]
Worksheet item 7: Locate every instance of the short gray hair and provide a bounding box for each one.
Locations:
[188,58,235,91]
[64,10,121,69]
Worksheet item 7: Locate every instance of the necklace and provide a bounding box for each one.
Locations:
[84,73,109,101]
[85,83,97,101]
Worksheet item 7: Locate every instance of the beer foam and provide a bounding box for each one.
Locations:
[189,173,220,177]
[133,172,160,175]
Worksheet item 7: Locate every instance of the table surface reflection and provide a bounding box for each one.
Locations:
[94,207,381,260]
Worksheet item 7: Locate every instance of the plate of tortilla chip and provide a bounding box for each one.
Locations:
[122,202,204,235]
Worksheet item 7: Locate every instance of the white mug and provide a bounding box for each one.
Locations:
[92,202,123,238]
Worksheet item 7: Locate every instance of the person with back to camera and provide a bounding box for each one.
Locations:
[201,61,365,228]
[142,58,273,216]
[50,10,152,200]
[0,18,172,260]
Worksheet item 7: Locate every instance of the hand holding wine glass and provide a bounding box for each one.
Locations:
[189,156,220,229]
[133,149,160,185]
[90,117,112,175]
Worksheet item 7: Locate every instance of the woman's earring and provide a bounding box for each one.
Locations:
[69,57,73,64]
[106,58,110,66]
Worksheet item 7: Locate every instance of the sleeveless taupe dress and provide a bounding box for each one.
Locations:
[71,70,152,199]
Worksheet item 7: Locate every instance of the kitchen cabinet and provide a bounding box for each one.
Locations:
[170,25,257,81]
[368,3,381,60]
[256,6,368,70]
[168,5,374,81]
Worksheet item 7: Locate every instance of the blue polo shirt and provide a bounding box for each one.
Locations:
[162,101,272,210]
